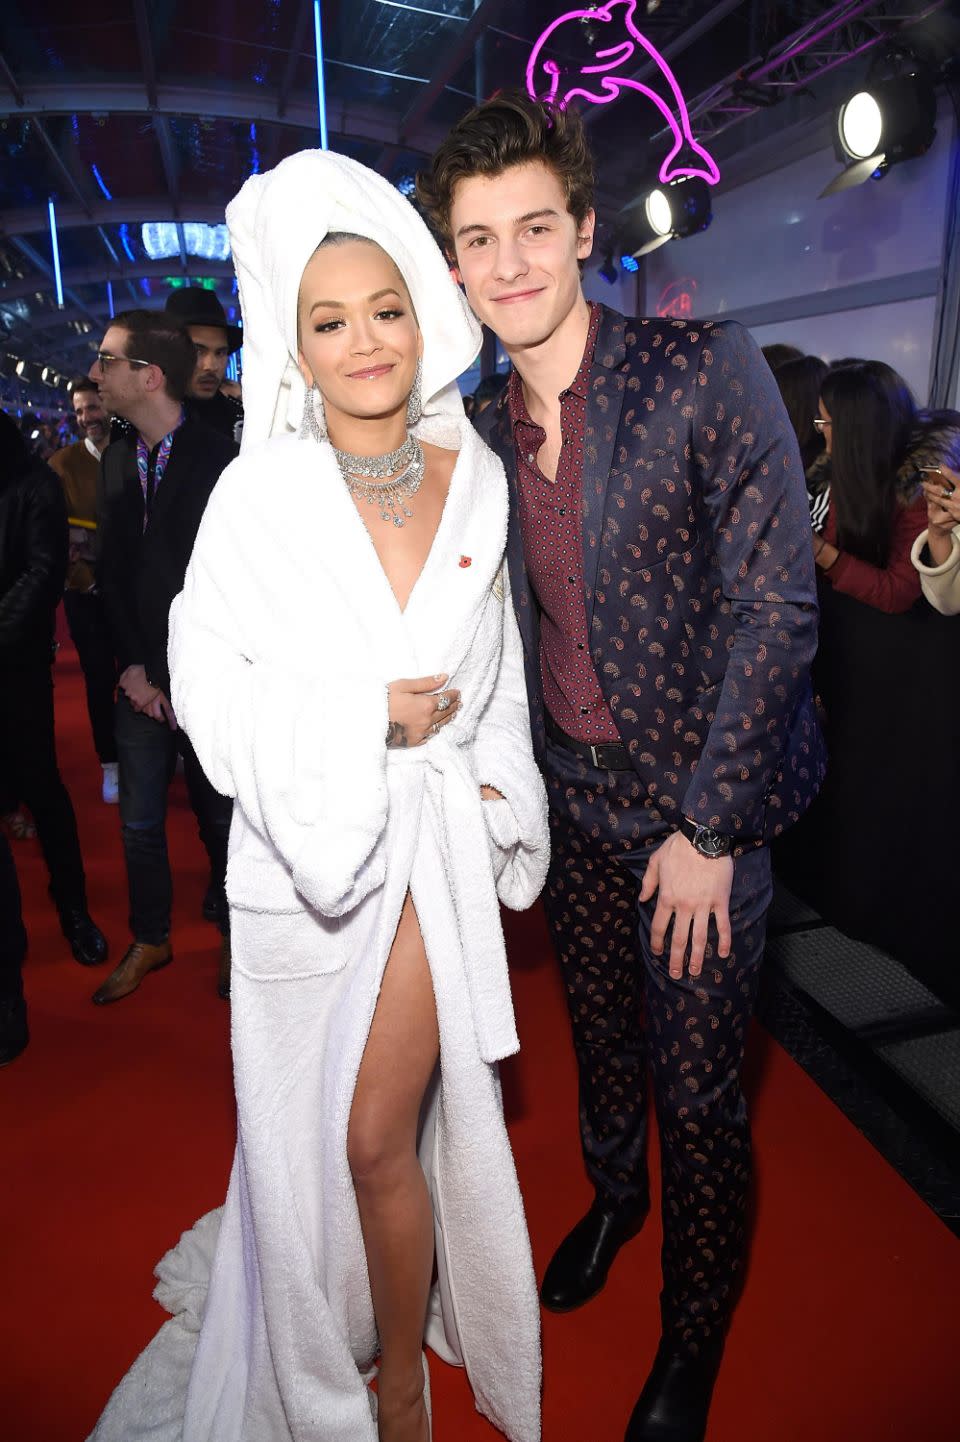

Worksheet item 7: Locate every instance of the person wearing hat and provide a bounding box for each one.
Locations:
[163,286,244,444]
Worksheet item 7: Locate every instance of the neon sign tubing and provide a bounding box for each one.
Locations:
[526,0,721,187]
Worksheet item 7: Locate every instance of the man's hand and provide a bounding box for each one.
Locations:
[142,692,177,730]
[118,664,160,713]
[640,830,734,980]
[386,674,461,748]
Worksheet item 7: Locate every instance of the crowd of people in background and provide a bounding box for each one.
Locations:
[1,314,957,1069]
[764,342,959,1004]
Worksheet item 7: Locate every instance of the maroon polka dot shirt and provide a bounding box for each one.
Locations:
[507,303,619,743]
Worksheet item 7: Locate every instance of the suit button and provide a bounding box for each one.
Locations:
[579,706,589,716]
[558,506,566,516]
[567,575,575,584]
[577,643,585,651]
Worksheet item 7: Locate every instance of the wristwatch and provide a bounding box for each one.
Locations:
[678,816,732,859]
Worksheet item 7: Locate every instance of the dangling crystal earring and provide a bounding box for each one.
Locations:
[299,383,327,442]
[406,358,423,428]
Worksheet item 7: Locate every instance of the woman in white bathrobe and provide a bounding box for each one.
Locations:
[89,153,549,1442]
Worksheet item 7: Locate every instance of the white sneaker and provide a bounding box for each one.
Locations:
[101,762,119,805]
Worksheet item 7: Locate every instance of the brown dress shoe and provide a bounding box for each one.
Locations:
[217,933,231,1001]
[91,941,172,1005]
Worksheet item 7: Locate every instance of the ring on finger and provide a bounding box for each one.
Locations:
[436,692,451,712]
[429,722,440,737]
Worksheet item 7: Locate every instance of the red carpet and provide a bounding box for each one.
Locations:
[2,629,958,1442]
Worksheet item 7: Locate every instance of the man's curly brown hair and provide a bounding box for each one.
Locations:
[416,90,595,251]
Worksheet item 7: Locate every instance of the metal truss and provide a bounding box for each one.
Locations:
[665,0,950,145]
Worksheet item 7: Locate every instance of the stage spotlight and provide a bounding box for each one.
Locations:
[823,72,936,197]
[41,366,57,386]
[618,177,712,259]
[598,254,619,285]
[15,359,43,385]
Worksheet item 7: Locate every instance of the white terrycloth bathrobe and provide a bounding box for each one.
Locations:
[88,151,549,1442]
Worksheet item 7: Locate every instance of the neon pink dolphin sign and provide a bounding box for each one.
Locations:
[526,0,721,187]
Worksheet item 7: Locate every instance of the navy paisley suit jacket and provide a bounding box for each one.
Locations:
[478,305,826,847]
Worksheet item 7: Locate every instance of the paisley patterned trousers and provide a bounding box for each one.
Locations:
[541,736,773,1350]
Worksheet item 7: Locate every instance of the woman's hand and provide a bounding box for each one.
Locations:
[480,785,504,801]
[386,674,461,748]
[922,465,960,534]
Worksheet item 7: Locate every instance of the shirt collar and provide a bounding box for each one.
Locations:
[83,436,103,461]
[138,408,185,456]
[506,301,602,429]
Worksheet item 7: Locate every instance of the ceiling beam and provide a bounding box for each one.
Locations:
[0,82,450,151]
[0,199,227,239]
[0,259,235,302]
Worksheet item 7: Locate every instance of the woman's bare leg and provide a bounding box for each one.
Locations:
[347,893,439,1442]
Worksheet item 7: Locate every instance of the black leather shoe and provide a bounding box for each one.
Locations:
[540,1197,648,1312]
[59,907,108,967]
[0,996,29,1066]
[624,1335,725,1442]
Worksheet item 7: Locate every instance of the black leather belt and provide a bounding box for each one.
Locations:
[544,713,633,771]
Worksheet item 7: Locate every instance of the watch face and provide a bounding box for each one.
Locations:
[697,828,726,858]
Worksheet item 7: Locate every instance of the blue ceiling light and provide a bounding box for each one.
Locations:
[620,254,640,273]
[119,223,136,262]
[142,222,231,262]
[91,164,113,201]
[48,197,64,308]
[107,280,115,319]
[249,121,260,175]
[314,0,329,150]
[395,176,417,198]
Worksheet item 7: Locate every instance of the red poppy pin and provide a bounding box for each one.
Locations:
[459,555,472,568]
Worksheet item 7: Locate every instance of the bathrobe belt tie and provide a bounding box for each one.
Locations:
[388,739,521,1065]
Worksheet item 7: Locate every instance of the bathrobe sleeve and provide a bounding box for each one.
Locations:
[167,460,390,917]
[472,567,550,910]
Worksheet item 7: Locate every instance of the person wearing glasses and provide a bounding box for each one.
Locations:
[90,311,237,1005]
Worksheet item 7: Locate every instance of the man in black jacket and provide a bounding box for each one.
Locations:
[0,411,108,1061]
[164,287,244,444]
[91,311,237,1005]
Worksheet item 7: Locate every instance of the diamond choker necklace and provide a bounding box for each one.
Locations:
[333,435,424,528]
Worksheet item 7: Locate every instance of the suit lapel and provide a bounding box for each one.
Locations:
[581,308,628,631]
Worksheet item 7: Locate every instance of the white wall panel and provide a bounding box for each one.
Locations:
[749,295,939,407]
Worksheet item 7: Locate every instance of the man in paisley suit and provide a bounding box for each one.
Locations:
[420,93,825,1442]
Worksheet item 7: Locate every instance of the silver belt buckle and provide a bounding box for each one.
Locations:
[590,743,602,769]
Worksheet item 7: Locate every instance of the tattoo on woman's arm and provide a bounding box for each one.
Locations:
[386,721,409,749]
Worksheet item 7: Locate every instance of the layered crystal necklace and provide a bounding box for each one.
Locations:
[333,435,424,528]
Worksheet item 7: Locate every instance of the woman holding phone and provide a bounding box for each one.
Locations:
[912,462,960,615]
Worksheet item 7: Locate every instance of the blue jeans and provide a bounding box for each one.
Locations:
[115,693,231,944]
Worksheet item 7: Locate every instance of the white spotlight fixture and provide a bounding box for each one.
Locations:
[822,72,937,197]
[618,177,712,259]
